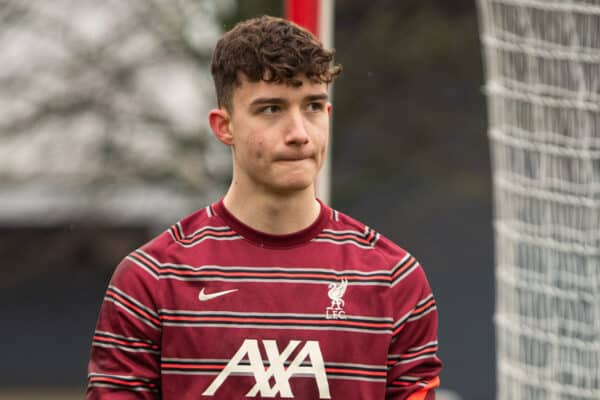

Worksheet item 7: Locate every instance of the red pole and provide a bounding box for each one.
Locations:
[285,0,319,36]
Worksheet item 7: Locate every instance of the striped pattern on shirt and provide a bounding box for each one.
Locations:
[87,199,442,399]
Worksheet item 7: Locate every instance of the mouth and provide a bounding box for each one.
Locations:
[276,155,312,162]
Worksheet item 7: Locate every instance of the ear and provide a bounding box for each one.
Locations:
[208,108,233,145]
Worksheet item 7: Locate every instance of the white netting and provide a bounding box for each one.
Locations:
[477,0,600,399]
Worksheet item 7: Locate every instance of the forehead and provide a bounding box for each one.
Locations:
[232,75,328,106]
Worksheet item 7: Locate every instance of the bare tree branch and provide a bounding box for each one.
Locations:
[0,0,230,197]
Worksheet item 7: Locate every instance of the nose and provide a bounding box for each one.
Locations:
[285,109,310,146]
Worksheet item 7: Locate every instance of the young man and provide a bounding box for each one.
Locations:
[87,16,442,399]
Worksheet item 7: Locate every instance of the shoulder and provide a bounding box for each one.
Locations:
[142,203,230,255]
[323,208,437,327]
[118,204,226,275]
[327,208,409,263]
[328,207,431,287]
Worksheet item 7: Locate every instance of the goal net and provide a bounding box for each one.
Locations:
[477,1,600,399]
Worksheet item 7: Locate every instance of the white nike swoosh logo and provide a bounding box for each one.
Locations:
[198,288,238,301]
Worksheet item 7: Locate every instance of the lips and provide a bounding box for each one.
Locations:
[276,154,313,161]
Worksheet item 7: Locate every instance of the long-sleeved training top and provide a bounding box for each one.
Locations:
[87,199,442,399]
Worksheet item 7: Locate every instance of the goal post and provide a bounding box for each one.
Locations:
[477,0,600,399]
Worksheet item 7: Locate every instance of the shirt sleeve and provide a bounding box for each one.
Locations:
[86,255,162,399]
[386,256,442,400]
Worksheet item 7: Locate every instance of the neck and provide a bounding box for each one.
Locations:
[223,185,321,235]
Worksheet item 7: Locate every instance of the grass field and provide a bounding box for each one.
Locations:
[0,388,82,400]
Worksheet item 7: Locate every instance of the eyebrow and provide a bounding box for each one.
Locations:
[249,93,329,107]
[249,97,286,107]
[305,93,329,102]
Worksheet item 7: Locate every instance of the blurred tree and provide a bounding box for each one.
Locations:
[0,0,236,226]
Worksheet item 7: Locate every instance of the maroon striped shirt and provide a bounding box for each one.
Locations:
[87,199,442,399]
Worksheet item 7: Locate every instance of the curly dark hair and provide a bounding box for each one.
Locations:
[211,15,342,111]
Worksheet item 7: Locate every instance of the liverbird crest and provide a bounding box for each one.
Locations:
[326,279,348,319]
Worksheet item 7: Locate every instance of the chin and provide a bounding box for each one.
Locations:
[281,181,314,192]
[270,177,315,194]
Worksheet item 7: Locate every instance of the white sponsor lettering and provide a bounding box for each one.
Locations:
[203,339,331,398]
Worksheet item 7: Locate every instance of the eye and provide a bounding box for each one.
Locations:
[306,102,325,112]
[260,105,280,114]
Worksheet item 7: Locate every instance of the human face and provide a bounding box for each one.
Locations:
[222,76,330,196]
